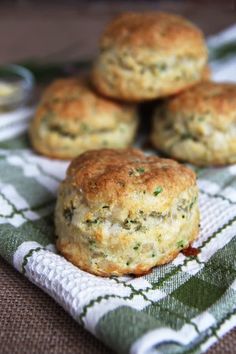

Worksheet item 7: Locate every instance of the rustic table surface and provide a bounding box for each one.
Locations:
[0,1,235,353]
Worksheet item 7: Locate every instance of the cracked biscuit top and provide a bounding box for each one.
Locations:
[35,77,136,126]
[162,81,236,129]
[66,148,196,211]
[100,12,206,57]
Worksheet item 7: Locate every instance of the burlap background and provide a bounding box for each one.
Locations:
[0,256,235,354]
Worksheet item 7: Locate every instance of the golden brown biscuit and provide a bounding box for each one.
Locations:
[151,81,236,166]
[202,65,211,81]
[55,148,199,276]
[92,12,208,102]
[29,78,138,159]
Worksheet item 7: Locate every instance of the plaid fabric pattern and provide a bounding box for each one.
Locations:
[0,26,236,354]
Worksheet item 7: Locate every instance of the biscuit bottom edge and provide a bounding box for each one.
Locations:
[56,209,200,277]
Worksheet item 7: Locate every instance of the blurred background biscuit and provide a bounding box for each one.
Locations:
[92,11,208,102]
[30,78,138,159]
[202,65,211,81]
[55,148,199,276]
[151,81,236,166]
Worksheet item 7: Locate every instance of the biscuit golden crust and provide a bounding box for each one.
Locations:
[67,148,196,208]
[39,78,135,122]
[151,82,236,166]
[92,12,208,101]
[101,12,205,56]
[55,148,199,276]
[29,78,138,159]
[165,82,236,126]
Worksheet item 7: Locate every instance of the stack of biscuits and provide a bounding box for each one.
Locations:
[29,12,236,276]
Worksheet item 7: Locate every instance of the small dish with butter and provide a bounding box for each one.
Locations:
[0,64,34,111]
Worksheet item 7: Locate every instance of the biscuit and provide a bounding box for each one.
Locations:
[55,148,199,276]
[92,12,208,102]
[29,78,138,159]
[151,81,236,166]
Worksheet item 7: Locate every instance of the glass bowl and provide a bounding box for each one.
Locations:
[0,64,35,111]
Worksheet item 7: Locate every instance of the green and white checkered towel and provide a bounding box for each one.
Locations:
[1,26,236,354]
